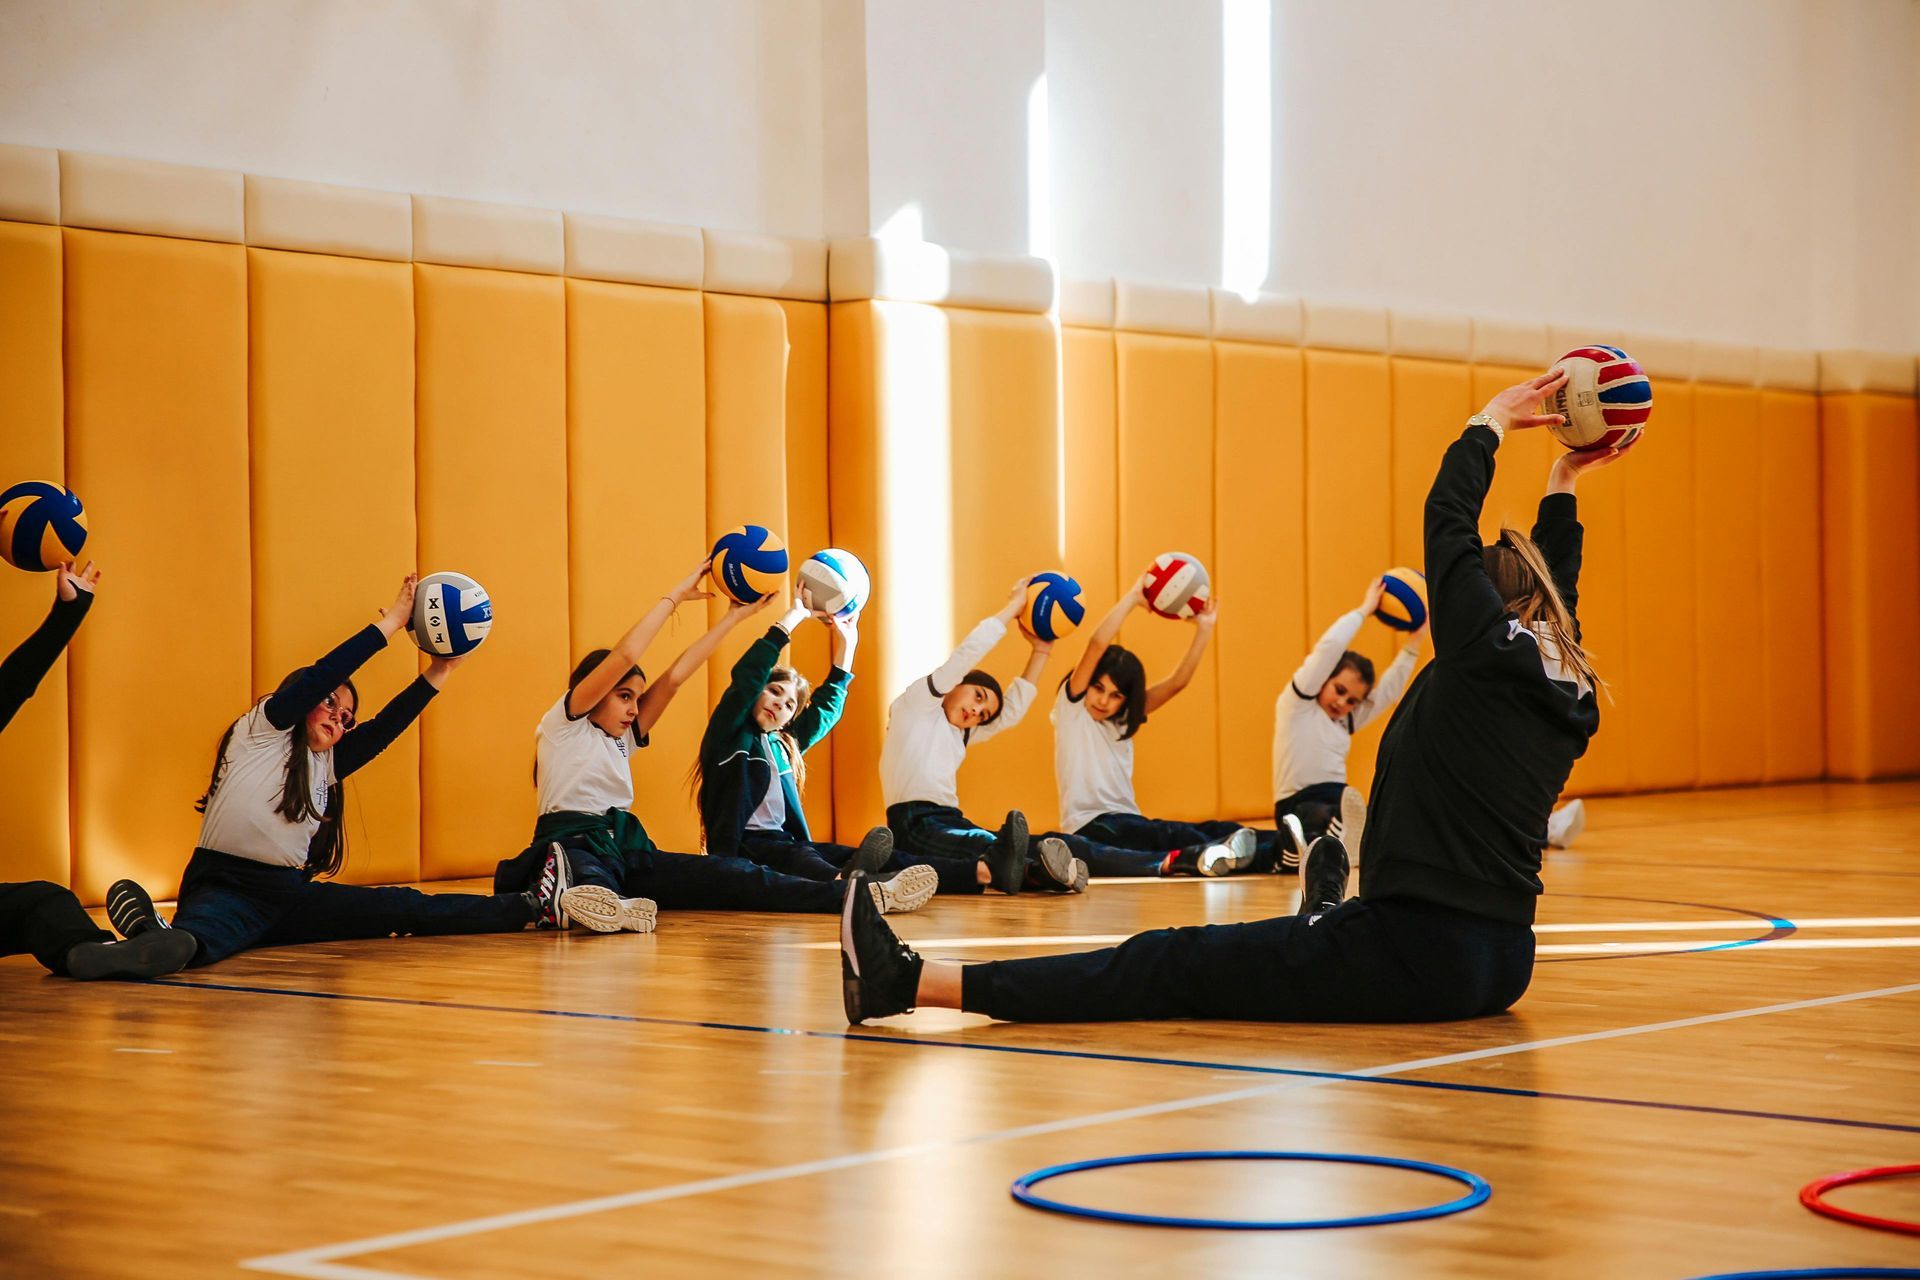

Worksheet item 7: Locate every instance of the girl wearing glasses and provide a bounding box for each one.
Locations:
[101,574,558,966]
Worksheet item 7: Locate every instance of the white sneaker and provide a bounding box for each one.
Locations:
[1339,786,1367,863]
[1222,827,1257,872]
[1068,857,1090,893]
[1279,814,1309,872]
[1547,799,1586,849]
[560,885,657,933]
[869,864,938,914]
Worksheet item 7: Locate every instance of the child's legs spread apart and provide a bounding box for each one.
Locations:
[737,831,843,882]
[625,848,844,913]
[0,881,113,972]
[171,851,301,966]
[263,882,533,947]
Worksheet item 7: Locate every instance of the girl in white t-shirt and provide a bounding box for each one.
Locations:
[102,575,548,967]
[1046,575,1275,877]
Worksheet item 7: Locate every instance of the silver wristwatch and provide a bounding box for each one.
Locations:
[1466,411,1504,441]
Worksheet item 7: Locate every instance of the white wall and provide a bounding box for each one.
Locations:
[0,0,827,236]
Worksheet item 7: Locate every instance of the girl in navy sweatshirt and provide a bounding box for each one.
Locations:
[840,369,1625,1025]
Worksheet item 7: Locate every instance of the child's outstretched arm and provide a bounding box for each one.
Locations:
[634,591,775,736]
[710,600,810,738]
[569,559,714,720]
[1145,597,1217,714]
[1067,574,1146,698]
[265,573,416,731]
[1533,445,1624,643]
[336,653,468,779]
[1290,579,1378,700]
[788,607,859,754]
[928,577,1030,695]
[1351,619,1427,731]
[972,619,1047,747]
[0,560,99,735]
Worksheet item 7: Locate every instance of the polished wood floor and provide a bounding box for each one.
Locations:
[3,782,1917,1279]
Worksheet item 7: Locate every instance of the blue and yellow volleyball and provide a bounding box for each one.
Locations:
[711,524,789,604]
[1021,571,1085,642]
[1376,566,1428,631]
[0,481,89,573]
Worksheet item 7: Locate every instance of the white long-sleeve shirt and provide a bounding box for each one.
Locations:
[1271,609,1418,800]
[880,617,1034,810]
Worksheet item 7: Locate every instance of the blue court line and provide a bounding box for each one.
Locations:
[147,977,1920,1137]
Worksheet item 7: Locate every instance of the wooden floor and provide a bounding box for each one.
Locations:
[3,783,1918,1279]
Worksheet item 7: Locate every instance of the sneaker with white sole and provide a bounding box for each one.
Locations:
[1547,798,1586,849]
[560,885,658,933]
[1030,836,1079,891]
[1298,835,1351,923]
[1068,858,1089,894]
[1338,786,1367,863]
[1278,814,1309,874]
[841,872,923,1023]
[527,843,571,930]
[846,826,896,878]
[1159,842,1233,877]
[1222,827,1257,872]
[868,864,938,914]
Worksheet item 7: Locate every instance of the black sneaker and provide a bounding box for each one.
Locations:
[65,928,199,981]
[846,826,895,878]
[1277,814,1309,874]
[526,843,571,930]
[985,811,1030,894]
[105,879,168,939]
[1298,835,1351,922]
[840,872,925,1023]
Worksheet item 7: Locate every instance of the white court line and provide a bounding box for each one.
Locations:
[242,980,1920,1279]
[1539,936,1920,954]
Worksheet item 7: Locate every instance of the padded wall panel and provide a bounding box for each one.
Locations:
[1304,350,1392,796]
[1690,386,1767,786]
[1062,328,1119,606]
[414,264,567,876]
[1390,359,1475,569]
[948,308,1066,830]
[64,229,250,902]
[0,222,70,887]
[1820,394,1920,779]
[565,278,706,854]
[1757,392,1824,782]
[1622,385,1698,790]
[1116,333,1218,820]
[249,249,421,886]
[824,303,887,834]
[1215,342,1306,818]
[1471,365,1558,543]
[778,300,836,840]
[703,294,792,728]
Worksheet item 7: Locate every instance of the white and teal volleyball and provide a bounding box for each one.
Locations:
[798,548,870,617]
[711,524,789,604]
[411,571,493,657]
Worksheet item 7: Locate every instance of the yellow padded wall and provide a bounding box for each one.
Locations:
[1304,350,1392,796]
[414,264,567,876]
[1390,358,1475,569]
[778,300,836,840]
[949,308,1066,831]
[1821,393,1920,779]
[64,229,250,902]
[566,278,706,854]
[0,222,69,887]
[1116,332,1218,821]
[249,249,421,886]
[825,302,887,833]
[1470,365,1559,543]
[1758,391,1824,782]
[703,294,792,731]
[1622,384,1698,790]
[1215,341,1306,818]
[1062,327,1119,606]
[1690,385,1766,786]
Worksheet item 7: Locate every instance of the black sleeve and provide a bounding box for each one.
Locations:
[334,676,438,779]
[0,592,91,735]
[263,625,388,731]
[1530,492,1584,643]
[1424,425,1509,658]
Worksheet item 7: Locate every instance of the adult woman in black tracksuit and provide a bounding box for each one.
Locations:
[839,368,1627,1024]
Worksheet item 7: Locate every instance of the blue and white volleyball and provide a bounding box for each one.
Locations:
[1021,571,1086,642]
[798,548,870,617]
[411,571,493,657]
[0,481,89,572]
[711,524,789,604]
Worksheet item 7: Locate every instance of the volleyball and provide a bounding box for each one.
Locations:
[797,548,870,617]
[1021,571,1085,642]
[1377,567,1428,631]
[411,571,493,657]
[1545,345,1652,452]
[0,481,89,572]
[710,524,789,604]
[1142,551,1211,620]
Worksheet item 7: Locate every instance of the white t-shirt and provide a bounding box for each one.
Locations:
[1271,609,1418,800]
[195,702,336,867]
[1051,682,1140,834]
[744,737,791,832]
[879,617,1034,811]
[535,696,640,815]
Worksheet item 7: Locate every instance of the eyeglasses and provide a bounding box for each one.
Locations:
[322,692,356,731]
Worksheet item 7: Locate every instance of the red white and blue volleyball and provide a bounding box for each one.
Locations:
[1143,551,1211,620]
[1547,345,1652,451]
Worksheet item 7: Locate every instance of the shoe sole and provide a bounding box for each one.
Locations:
[1033,837,1076,890]
[987,812,1030,894]
[1224,828,1257,872]
[560,885,656,933]
[65,928,198,980]
[1552,800,1586,848]
[1070,859,1089,893]
[840,873,867,1023]
[848,827,895,878]
[869,864,938,914]
[1195,843,1234,877]
[1340,787,1367,862]
[1280,815,1308,872]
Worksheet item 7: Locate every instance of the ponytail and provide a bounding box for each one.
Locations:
[1484,527,1605,698]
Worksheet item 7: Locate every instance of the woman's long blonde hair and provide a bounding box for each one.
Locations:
[1484,527,1605,697]
[765,665,813,794]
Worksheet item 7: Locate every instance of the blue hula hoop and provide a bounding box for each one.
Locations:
[1685,1272,1920,1279]
[1008,1149,1490,1230]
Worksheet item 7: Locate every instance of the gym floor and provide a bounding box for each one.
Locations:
[3,782,1916,1279]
